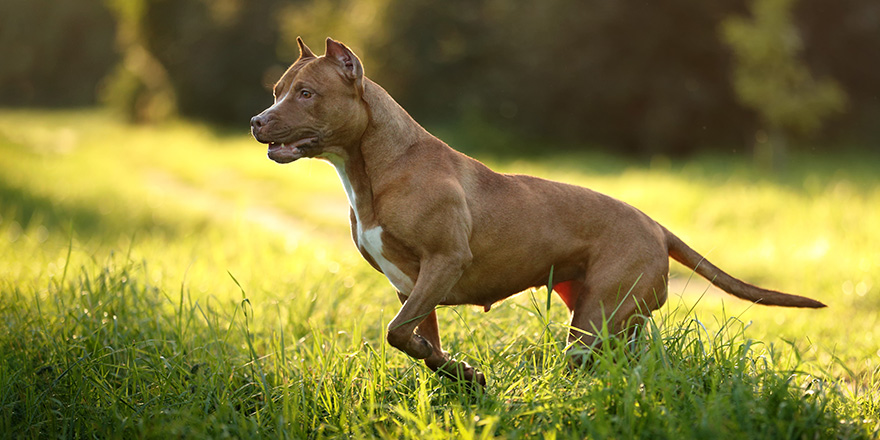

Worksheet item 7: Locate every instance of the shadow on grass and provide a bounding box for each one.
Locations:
[0,175,188,242]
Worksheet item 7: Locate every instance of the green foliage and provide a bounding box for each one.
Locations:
[0,0,116,106]
[277,0,391,65]
[285,0,871,155]
[100,0,179,123]
[139,0,285,124]
[1,109,879,438]
[722,0,847,138]
[365,0,752,155]
[796,0,880,140]
[2,0,878,152]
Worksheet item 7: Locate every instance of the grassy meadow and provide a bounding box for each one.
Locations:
[1,109,878,438]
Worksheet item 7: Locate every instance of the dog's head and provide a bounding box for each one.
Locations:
[250,38,368,164]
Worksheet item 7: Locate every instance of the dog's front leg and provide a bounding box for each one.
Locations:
[386,254,469,361]
[387,252,485,385]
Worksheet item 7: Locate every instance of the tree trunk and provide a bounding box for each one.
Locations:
[754,127,788,172]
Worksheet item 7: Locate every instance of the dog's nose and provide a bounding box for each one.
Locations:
[250,114,265,129]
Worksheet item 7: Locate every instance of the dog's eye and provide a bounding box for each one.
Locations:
[300,90,313,99]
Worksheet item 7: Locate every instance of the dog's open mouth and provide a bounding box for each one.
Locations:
[267,137,318,163]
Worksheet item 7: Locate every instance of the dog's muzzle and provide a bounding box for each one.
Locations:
[266,137,319,163]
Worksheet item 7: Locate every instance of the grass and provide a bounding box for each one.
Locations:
[1,108,878,438]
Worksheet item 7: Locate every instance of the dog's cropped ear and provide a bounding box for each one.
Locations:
[325,38,364,95]
[297,37,316,60]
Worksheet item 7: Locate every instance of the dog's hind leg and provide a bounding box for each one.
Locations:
[567,256,668,364]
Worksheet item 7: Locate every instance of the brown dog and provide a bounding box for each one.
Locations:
[250,38,825,386]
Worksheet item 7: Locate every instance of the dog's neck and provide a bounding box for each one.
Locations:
[324,79,429,227]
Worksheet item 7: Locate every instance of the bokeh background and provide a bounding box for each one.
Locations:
[2,2,880,437]
[2,0,878,160]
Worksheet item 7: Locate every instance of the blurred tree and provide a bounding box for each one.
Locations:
[0,0,116,106]
[102,0,177,123]
[498,0,750,156]
[140,0,284,125]
[277,0,391,66]
[722,0,847,168]
[1,0,876,154]
[98,0,287,125]
[797,0,880,143]
[362,0,751,156]
[365,0,489,117]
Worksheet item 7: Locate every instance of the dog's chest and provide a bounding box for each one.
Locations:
[327,156,414,294]
[359,226,414,294]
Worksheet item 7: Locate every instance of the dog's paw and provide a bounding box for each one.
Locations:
[471,369,487,387]
[410,334,434,359]
[389,331,434,359]
[435,359,486,388]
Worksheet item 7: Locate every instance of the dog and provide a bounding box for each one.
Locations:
[250,38,826,386]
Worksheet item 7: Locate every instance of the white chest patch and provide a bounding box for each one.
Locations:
[360,226,414,295]
[325,156,415,295]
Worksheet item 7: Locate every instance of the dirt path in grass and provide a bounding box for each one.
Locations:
[145,170,348,245]
[667,275,727,299]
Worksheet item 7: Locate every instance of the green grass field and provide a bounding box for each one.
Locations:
[1,109,878,438]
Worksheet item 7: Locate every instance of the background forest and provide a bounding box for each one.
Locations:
[2,0,878,157]
[2,1,879,438]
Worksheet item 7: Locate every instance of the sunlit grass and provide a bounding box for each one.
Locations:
[1,109,878,438]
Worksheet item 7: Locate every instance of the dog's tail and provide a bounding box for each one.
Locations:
[664,228,826,308]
